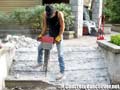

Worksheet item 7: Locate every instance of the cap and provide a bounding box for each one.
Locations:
[45,5,55,18]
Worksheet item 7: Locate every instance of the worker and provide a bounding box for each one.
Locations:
[36,5,65,80]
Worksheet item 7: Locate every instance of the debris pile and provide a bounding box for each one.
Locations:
[5,35,40,49]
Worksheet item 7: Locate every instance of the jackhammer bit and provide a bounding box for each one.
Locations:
[43,49,50,77]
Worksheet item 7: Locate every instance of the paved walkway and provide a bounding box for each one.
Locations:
[5,34,115,89]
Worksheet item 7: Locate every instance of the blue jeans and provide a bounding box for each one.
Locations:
[37,40,65,74]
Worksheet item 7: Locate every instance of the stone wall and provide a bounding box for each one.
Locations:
[97,40,120,84]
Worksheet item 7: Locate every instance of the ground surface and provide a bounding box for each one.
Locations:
[5,32,120,90]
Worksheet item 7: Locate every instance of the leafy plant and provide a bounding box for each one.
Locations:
[103,0,120,23]
[0,12,10,25]
[111,34,120,46]
[9,6,44,31]
[0,3,75,31]
[29,5,44,30]
[10,8,33,25]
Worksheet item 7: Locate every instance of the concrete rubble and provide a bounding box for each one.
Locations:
[4,35,40,49]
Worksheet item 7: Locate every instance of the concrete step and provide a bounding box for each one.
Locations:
[14,50,104,62]
[10,59,107,72]
[15,46,100,53]
[5,46,110,89]
[5,78,56,89]
[5,79,112,90]
[6,69,110,86]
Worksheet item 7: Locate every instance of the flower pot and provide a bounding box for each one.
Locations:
[63,31,75,39]
[104,24,112,34]
[112,24,120,32]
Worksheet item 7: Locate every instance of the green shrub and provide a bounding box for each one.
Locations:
[111,34,120,46]
[0,4,75,31]
[9,4,75,31]
[29,6,44,30]
[9,6,44,30]
[0,12,10,25]
[10,8,34,25]
[103,0,120,23]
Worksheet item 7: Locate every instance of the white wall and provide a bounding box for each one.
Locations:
[0,44,15,90]
[70,0,84,37]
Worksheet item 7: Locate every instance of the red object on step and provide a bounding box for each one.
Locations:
[83,26,89,35]
[97,35,104,40]
[97,15,105,40]
[41,36,54,43]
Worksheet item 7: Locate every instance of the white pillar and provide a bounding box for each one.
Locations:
[70,0,83,38]
[92,0,103,27]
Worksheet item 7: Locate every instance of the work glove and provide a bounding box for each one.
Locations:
[37,34,42,41]
[55,35,62,43]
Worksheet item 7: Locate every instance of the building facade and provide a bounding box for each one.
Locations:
[0,0,42,12]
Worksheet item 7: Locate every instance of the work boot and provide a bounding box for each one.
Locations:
[56,73,65,80]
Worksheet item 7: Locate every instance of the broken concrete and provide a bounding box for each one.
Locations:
[1,35,112,90]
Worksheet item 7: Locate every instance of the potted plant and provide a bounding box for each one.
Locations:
[64,13,75,39]
[97,34,120,84]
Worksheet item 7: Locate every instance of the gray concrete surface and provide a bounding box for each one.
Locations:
[5,36,109,85]
[4,32,120,89]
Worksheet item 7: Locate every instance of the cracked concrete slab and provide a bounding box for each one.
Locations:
[4,35,111,89]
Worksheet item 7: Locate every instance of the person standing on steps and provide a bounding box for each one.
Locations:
[36,5,65,80]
